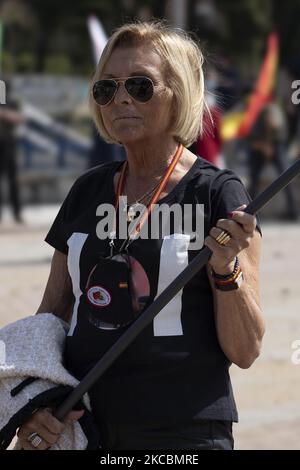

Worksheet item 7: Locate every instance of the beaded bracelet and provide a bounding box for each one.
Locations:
[212,257,244,291]
[214,271,244,291]
[212,257,240,280]
[214,266,242,285]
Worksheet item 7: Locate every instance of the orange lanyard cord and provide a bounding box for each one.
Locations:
[114,143,184,240]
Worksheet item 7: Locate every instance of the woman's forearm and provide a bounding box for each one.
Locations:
[36,250,74,323]
[204,207,265,369]
[213,282,265,369]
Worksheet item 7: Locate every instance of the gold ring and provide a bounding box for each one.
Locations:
[215,229,231,246]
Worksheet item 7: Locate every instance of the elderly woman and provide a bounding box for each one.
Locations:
[18,21,265,450]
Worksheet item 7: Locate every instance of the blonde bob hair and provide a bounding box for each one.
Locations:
[89,21,208,147]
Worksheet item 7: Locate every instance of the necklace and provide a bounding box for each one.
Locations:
[124,157,182,222]
[125,179,162,222]
[113,144,184,246]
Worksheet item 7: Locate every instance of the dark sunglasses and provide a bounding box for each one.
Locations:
[92,76,155,106]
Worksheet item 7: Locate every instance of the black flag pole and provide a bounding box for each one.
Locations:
[54,158,300,422]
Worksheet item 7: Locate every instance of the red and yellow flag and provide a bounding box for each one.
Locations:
[221,32,279,141]
[237,32,279,138]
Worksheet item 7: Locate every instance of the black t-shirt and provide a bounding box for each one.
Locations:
[45,157,261,427]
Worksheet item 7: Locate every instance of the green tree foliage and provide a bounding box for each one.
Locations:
[1,0,300,75]
[23,0,164,73]
[217,0,273,63]
[273,0,300,67]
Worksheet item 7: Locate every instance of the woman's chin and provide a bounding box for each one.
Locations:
[112,130,147,145]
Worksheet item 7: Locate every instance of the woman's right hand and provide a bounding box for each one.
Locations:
[17,408,84,450]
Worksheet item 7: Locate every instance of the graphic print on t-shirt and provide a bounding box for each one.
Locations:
[66,231,192,336]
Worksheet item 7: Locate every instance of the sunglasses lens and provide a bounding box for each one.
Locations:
[125,77,153,102]
[93,80,117,106]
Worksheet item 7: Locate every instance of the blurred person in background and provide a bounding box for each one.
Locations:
[0,78,24,223]
[194,93,223,167]
[247,101,299,221]
[216,55,243,112]
[286,56,300,143]
[16,22,264,451]
[192,67,223,168]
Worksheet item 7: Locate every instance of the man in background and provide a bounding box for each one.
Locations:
[247,101,298,220]
[0,79,24,223]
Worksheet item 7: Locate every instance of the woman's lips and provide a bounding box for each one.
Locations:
[114,116,140,121]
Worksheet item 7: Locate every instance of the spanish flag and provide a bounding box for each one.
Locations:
[221,32,279,141]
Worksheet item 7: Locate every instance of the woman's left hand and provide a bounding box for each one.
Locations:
[204,204,257,275]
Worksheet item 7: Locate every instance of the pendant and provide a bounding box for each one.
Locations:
[127,206,136,222]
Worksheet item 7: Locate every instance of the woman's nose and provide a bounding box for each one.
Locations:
[113,82,132,105]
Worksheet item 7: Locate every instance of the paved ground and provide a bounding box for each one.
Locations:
[1,205,300,450]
